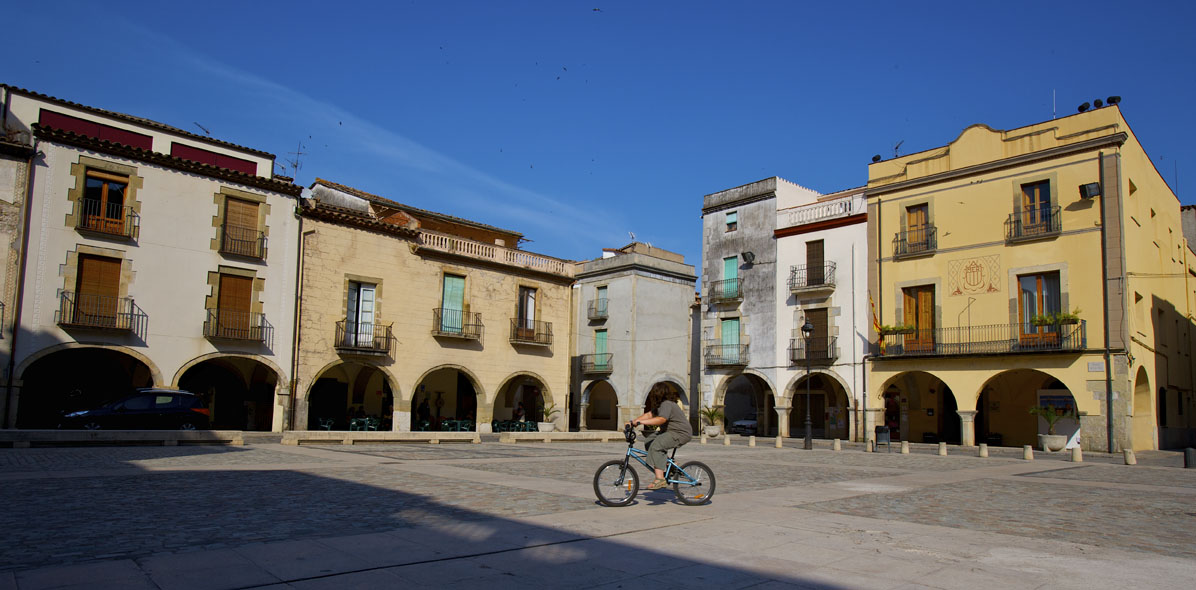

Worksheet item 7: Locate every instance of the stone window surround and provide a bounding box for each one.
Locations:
[66,155,144,236]
[1008,262,1070,324]
[210,186,271,258]
[891,278,942,330]
[61,244,134,301]
[1011,171,1060,218]
[515,280,546,323]
[205,265,264,315]
[341,274,384,323]
[439,267,470,314]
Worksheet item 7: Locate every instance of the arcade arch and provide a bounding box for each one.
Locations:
[16,347,155,428]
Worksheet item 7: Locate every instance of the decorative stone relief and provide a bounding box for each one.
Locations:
[948,255,1000,296]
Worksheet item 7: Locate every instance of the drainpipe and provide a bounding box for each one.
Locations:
[286,205,303,431]
[1098,151,1115,453]
[4,135,37,429]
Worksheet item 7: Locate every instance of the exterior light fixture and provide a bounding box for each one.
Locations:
[1079,183,1101,199]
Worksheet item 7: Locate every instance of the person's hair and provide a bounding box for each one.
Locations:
[643,383,678,416]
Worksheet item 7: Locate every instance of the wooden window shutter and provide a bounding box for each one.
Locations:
[218,274,253,312]
[77,255,121,297]
[225,198,259,229]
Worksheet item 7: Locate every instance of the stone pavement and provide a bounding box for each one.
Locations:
[0,438,1193,589]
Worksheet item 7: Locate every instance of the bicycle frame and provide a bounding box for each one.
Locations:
[622,443,700,486]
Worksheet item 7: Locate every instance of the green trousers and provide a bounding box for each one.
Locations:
[643,430,687,473]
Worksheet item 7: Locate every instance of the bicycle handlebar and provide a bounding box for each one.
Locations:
[623,423,637,444]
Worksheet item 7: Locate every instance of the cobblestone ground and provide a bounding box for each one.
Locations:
[0,446,334,473]
[1019,463,1196,488]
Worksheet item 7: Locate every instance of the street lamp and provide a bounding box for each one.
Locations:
[801,320,814,450]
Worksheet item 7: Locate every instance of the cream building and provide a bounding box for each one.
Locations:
[295,180,573,432]
[0,85,301,431]
[866,103,1196,451]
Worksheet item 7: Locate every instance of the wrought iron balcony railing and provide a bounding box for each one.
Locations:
[893,226,937,258]
[709,278,741,302]
[510,318,552,346]
[789,336,839,364]
[56,292,146,331]
[1005,206,1062,242]
[788,262,836,292]
[203,308,272,343]
[873,321,1086,358]
[219,223,267,259]
[432,308,484,340]
[587,298,609,320]
[335,320,394,354]
[581,353,614,373]
[77,199,139,240]
[704,343,749,367]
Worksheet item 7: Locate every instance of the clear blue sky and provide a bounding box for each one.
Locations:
[7,1,1195,276]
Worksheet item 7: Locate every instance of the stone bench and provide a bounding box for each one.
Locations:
[499,431,621,444]
[281,431,480,446]
[0,429,247,447]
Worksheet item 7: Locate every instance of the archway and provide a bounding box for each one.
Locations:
[788,373,851,441]
[976,370,1077,448]
[877,371,958,444]
[305,363,394,431]
[583,380,618,431]
[178,356,279,430]
[720,374,774,436]
[413,367,481,431]
[494,374,551,427]
[17,347,153,428]
[1132,367,1154,450]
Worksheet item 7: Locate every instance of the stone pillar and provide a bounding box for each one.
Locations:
[847,405,858,443]
[863,408,883,444]
[579,403,589,431]
[775,406,791,438]
[475,404,493,433]
[957,410,977,447]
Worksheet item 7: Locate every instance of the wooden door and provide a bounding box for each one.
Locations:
[806,240,825,286]
[906,204,929,251]
[82,170,127,235]
[805,308,829,359]
[903,285,935,352]
[76,255,121,326]
[218,274,253,338]
[1021,181,1050,235]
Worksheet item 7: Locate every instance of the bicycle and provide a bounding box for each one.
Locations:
[592,424,715,507]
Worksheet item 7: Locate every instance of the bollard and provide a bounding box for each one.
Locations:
[1185,448,1196,468]
[937,442,947,456]
[900,441,910,454]
[700,434,708,445]
[1070,446,1083,462]
[1023,445,1034,461]
[832,438,841,451]
[775,436,783,448]
[724,435,732,446]
[749,435,756,447]
[1123,449,1136,465]
[978,443,988,458]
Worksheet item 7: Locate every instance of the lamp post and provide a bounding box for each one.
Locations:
[801,320,814,450]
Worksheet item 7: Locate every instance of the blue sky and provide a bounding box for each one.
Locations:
[6,1,1195,275]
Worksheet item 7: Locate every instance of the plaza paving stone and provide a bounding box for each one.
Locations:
[1019,463,1196,488]
[0,446,334,474]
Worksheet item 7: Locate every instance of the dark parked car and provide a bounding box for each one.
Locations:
[59,389,210,430]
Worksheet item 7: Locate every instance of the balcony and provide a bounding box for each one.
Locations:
[704,343,749,367]
[892,226,937,259]
[587,298,609,320]
[789,337,839,364]
[777,193,866,232]
[510,319,552,346]
[581,353,614,374]
[219,223,267,259]
[432,308,484,340]
[788,262,836,294]
[56,292,146,332]
[873,321,1086,358]
[76,199,139,240]
[1005,206,1062,243]
[335,320,394,355]
[203,308,272,344]
[416,230,574,278]
[709,279,742,303]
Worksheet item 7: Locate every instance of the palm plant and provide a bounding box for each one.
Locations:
[1028,404,1077,435]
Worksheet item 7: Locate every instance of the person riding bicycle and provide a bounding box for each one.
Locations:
[626,383,692,490]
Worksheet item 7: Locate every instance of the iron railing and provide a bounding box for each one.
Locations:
[203,308,272,343]
[77,199,139,240]
[709,278,741,302]
[1005,206,1062,242]
[56,292,145,331]
[587,298,609,320]
[219,223,267,259]
[432,308,484,339]
[510,318,552,346]
[335,320,394,354]
[704,343,749,366]
[789,337,838,364]
[0,301,3,338]
[873,321,1086,358]
[893,226,937,258]
[581,353,614,373]
[788,262,836,292]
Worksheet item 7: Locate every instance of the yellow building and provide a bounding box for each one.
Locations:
[865,104,1196,452]
[293,180,574,432]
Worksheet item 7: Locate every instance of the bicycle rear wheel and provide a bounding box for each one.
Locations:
[593,459,639,507]
[673,461,715,505]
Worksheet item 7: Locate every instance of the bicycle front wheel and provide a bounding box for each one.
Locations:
[593,459,639,507]
[674,461,715,505]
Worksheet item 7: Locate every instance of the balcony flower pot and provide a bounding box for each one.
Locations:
[880,325,915,336]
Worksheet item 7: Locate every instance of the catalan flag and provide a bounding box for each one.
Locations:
[869,291,885,355]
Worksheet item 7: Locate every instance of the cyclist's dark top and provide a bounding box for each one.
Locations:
[656,400,692,444]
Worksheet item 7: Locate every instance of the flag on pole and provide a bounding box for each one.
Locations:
[869,291,885,355]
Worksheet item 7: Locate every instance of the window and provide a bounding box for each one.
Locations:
[515,286,537,337]
[595,329,609,370]
[1020,180,1053,236]
[221,198,263,258]
[345,281,377,347]
[170,143,257,175]
[1018,272,1061,343]
[805,308,829,359]
[215,273,254,338]
[81,170,128,235]
[719,317,742,363]
[439,274,466,333]
[902,285,935,352]
[39,110,152,150]
[717,256,739,299]
[73,254,122,326]
[906,204,930,251]
[725,211,738,232]
[807,240,825,286]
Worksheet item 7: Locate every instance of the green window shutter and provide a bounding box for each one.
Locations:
[441,275,465,332]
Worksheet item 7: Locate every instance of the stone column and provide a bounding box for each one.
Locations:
[579,403,589,431]
[775,406,791,438]
[957,410,976,446]
[848,405,858,443]
[863,407,883,444]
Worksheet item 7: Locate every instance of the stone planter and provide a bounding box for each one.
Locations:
[1039,433,1067,453]
[704,425,721,437]
[537,422,556,433]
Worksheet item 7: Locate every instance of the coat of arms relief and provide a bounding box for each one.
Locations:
[948,255,1000,296]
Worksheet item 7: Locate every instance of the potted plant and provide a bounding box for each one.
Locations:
[1031,309,1082,327]
[699,405,724,437]
[879,324,915,335]
[536,399,560,433]
[1029,404,1077,452]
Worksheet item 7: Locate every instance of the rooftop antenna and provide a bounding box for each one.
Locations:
[1052,89,1056,119]
[193,122,211,136]
[628,231,636,242]
[893,140,904,158]
[285,141,306,178]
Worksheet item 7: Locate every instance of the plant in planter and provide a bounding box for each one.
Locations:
[699,405,724,437]
[879,324,916,335]
[1031,309,1082,326]
[536,400,560,433]
[1029,404,1077,452]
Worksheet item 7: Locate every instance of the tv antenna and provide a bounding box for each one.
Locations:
[628,231,636,241]
[285,141,306,178]
[193,122,211,136]
[893,140,904,158]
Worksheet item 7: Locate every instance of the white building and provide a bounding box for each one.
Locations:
[0,85,300,431]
